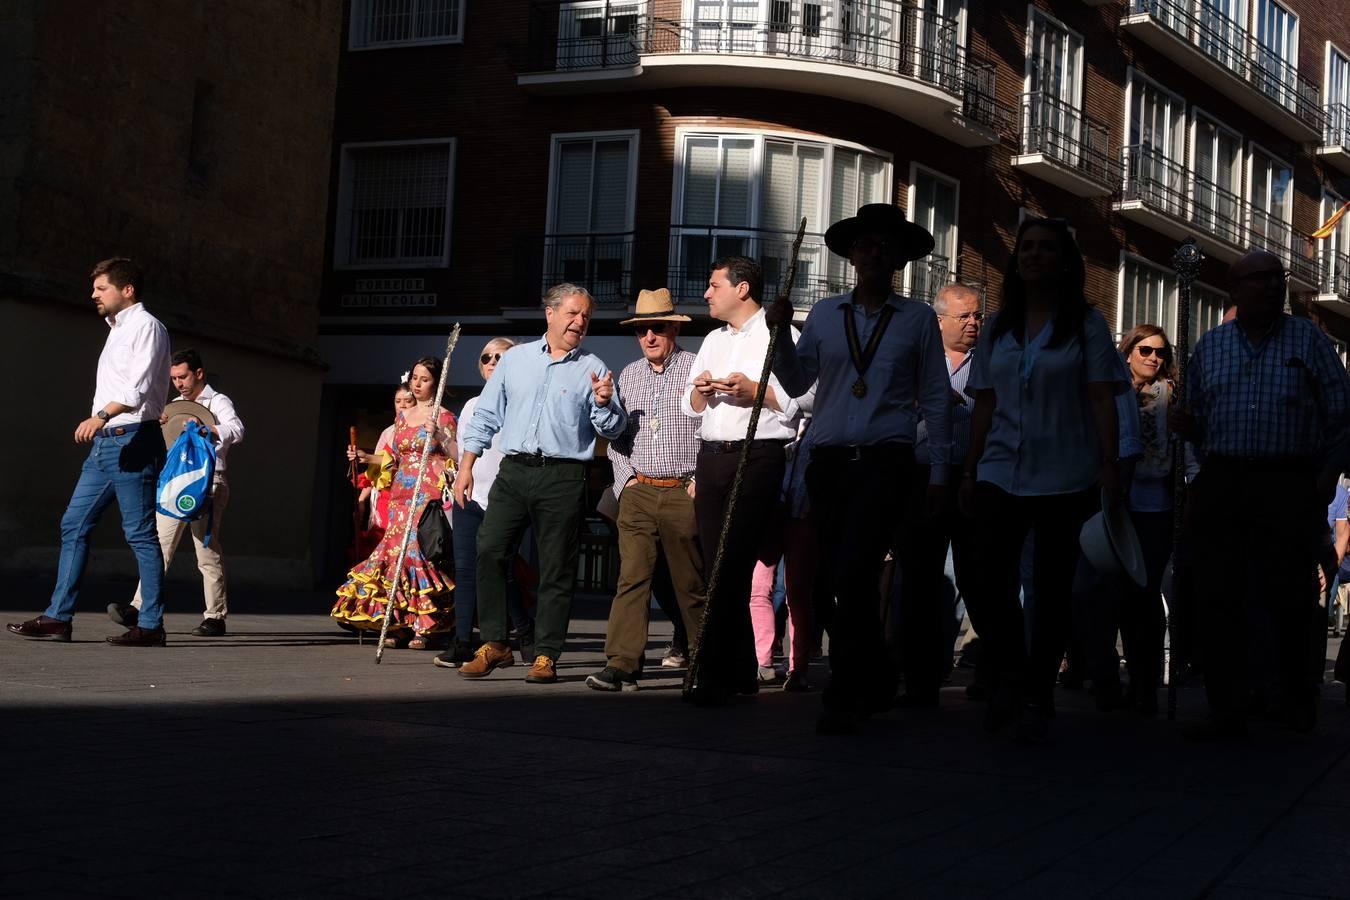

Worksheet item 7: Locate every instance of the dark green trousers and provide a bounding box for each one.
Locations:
[476,457,586,660]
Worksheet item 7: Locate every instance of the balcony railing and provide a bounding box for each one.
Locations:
[1020,92,1119,188]
[525,231,635,308]
[1322,249,1350,300]
[1125,0,1322,133]
[1327,103,1350,151]
[908,254,950,304]
[527,1,1000,128]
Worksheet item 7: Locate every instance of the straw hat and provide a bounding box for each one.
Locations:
[619,288,691,326]
[824,203,935,261]
[1079,490,1147,587]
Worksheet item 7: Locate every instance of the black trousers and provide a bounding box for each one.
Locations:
[970,483,1097,708]
[807,445,914,712]
[692,443,786,691]
[896,463,976,700]
[1191,459,1321,721]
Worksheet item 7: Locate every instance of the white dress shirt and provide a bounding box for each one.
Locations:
[194,384,245,474]
[681,307,805,442]
[94,302,170,428]
[460,395,503,510]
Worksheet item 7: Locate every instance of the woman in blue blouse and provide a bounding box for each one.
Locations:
[959,218,1126,742]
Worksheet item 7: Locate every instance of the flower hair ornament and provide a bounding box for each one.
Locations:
[399,370,410,384]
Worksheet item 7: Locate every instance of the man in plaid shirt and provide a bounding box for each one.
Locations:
[587,289,707,692]
[1179,248,1350,739]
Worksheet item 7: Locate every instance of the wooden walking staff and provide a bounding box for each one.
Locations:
[683,218,807,700]
[375,324,462,663]
[1167,238,1203,719]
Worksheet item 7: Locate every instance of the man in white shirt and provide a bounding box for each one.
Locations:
[110,349,245,637]
[6,258,172,646]
[681,256,806,705]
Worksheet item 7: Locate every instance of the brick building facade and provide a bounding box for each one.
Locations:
[1,1,343,589]
[315,0,1349,580]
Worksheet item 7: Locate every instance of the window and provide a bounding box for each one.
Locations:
[337,141,454,267]
[1198,0,1246,73]
[557,1,641,69]
[1328,45,1350,146]
[350,0,463,49]
[907,164,958,303]
[1120,255,1230,340]
[1025,9,1084,166]
[1191,112,1243,244]
[672,130,891,303]
[1124,71,1186,218]
[545,132,638,304]
[1248,143,1293,255]
[1321,190,1350,298]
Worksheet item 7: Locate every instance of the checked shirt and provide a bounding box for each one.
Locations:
[609,349,699,497]
[1188,314,1350,464]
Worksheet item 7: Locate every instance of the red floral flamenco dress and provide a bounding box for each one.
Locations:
[331,409,457,645]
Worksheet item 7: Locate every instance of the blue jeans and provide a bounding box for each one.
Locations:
[451,500,532,641]
[46,425,166,628]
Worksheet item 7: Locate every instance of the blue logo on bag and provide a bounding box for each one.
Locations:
[157,424,217,544]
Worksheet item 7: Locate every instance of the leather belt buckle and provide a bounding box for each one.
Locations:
[113,427,127,436]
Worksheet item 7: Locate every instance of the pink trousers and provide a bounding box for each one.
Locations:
[749,516,816,672]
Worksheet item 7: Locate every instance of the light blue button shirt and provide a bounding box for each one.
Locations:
[965,308,1127,496]
[461,337,627,461]
[916,350,974,466]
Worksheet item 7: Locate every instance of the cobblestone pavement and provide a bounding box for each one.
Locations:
[1,581,1348,899]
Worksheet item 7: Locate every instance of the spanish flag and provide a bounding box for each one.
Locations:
[1313,200,1350,239]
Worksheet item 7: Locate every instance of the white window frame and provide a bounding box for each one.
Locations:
[905,162,960,298]
[1123,68,1186,160]
[1116,252,1230,339]
[1023,6,1084,105]
[1321,187,1350,298]
[1249,0,1298,67]
[1246,139,1294,232]
[348,0,466,50]
[543,129,641,236]
[1188,107,1244,238]
[334,138,456,270]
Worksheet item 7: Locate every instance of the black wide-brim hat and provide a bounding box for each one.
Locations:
[824,203,935,261]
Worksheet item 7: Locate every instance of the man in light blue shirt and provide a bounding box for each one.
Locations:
[454,283,627,684]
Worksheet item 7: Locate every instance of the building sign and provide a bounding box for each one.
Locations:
[340,277,438,309]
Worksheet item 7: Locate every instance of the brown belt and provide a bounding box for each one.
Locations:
[634,473,690,488]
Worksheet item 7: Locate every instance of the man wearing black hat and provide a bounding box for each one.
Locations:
[767,204,952,734]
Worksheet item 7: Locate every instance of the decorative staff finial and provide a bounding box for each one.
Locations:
[1172,237,1203,287]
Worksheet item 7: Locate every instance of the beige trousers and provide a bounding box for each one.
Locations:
[133,481,229,619]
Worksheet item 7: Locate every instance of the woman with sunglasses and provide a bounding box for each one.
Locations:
[1111,325,1179,715]
[959,217,1127,742]
[433,339,538,668]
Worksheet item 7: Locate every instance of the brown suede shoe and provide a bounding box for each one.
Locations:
[458,642,515,678]
[6,616,72,642]
[525,655,558,684]
[106,626,166,647]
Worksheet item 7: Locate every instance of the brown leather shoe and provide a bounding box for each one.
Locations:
[525,655,558,684]
[6,616,72,642]
[106,626,166,647]
[458,642,514,678]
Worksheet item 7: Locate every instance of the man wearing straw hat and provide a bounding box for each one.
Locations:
[766,204,951,734]
[454,283,627,685]
[586,289,706,692]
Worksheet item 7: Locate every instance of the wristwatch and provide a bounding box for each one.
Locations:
[95,410,111,422]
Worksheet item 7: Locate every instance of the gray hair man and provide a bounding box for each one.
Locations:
[454,283,628,685]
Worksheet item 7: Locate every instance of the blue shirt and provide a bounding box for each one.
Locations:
[774,291,951,483]
[461,337,627,461]
[1187,314,1350,466]
[915,350,973,465]
[966,308,1127,496]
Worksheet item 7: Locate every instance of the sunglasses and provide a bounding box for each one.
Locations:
[633,323,671,336]
[1135,345,1172,359]
[479,352,502,365]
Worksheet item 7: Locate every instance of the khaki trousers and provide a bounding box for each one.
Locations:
[133,481,229,619]
[605,480,706,673]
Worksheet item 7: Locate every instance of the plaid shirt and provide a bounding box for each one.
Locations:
[609,348,699,497]
[1188,314,1350,465]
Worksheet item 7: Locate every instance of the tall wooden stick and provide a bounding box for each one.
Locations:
[683,218,807,699]
[1168,238,1202,719]
[375,324,462,663]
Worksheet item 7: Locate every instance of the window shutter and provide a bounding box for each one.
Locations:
[831,150,860,222]
[683,138,720,225]
[761,141,796,232]
[553,142,594,234]
[718,139,754,227]
[591,139,631,232]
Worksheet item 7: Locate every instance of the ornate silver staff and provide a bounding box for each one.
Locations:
[1167,238,1202,718]
[375,324,462,663]
[683,218,807,700]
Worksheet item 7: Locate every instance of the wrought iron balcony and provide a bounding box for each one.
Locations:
[1321,249,1350,302]
[1116,144,1316,287]
[1013,92,1119,196]
[908,254,950,305]
[1318,103,1350,176]
[517,231,636,308]
[1121,0,1322,141]
[522,1,1003,146]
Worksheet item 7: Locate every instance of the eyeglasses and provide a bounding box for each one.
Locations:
[1135,345,1172,359]
[939,312,984,323]
[479,353,502,365]
[633,323,671,336]
[1237,268,1290,285]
